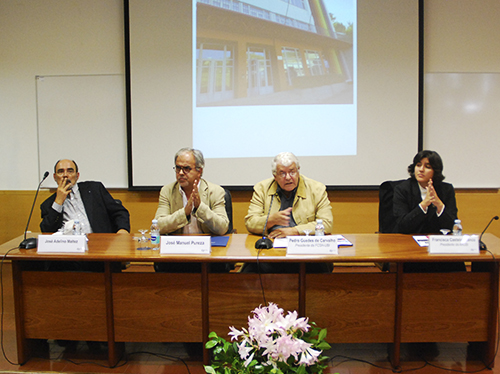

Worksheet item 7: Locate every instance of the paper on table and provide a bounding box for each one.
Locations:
[211,236,230,247]
[413,235,428,247]
[335,235,353,246]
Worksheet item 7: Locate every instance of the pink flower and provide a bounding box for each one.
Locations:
[221,303,326,370]
[243,351,255,367]
[228,326,243,341]
[272,335,299,362]
[279,310,310,333]
[298,346,322,366]
[237,340,253,361]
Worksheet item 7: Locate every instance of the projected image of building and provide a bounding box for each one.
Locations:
[195,0,354,106]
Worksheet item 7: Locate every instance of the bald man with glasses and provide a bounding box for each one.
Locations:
[38,159,130,274]
[40,159,130,234]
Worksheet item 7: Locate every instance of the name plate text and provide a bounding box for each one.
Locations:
[37,235,87,253]
[160,236,211,255]
[428,235,479,254]
[286,236,338,255]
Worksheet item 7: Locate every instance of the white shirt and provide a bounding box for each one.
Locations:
[418,183,445,216]
[51,183,93,233]
[179,183,201,234]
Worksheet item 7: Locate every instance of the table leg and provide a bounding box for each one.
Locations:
[389,263,403,370]
[202,263,210,365]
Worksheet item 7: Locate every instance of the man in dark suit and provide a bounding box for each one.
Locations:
[39,160,130,350]
[40,159,130,234]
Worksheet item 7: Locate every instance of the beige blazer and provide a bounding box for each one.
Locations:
[155,179,229,236]
[245,175,333,235]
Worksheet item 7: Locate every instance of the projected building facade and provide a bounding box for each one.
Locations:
[196,0,354,106]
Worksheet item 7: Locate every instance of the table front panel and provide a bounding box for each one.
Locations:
[306,273,397,343]
[208,274,299,337]
[21,271,108,341]
[401,272,491,342]
[113,273,202,342]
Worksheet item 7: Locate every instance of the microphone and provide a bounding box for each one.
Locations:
[479,215,499,251]
[19,171,50,249]
[255,194,274,249]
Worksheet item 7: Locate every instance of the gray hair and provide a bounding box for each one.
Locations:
[272,152,300,175]
[175,148,205,170]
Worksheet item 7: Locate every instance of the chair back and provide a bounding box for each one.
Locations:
[378,180,405,233]
[223,188,234,235]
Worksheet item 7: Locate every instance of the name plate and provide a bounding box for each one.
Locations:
[160,236,211,255]
[286,236,338,255]
[37,235,87,253]
[428,235,479,254]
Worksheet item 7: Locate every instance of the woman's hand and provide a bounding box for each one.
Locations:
[421,179,444,213]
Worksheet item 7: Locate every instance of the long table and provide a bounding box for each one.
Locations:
[4,233,500,369]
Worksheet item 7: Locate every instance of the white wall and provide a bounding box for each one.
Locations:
[0,0,124,190]
[424,0,500,73]
[1,0,500,189]
[423,0,500,188]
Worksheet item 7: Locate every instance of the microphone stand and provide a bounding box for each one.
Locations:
[479,215,499,251]
[19,171,49,249]
[255,195,274,249]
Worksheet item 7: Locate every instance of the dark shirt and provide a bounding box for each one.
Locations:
[269,185,297,232]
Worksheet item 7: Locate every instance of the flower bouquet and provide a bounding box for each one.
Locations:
[205,303,331,374]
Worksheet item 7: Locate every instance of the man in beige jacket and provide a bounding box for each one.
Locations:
[154,148,229,273]
[155,148,228,236]
[245,152,333,238]
[244,152,333,273]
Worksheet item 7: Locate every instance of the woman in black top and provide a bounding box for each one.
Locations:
[393,150,464,272]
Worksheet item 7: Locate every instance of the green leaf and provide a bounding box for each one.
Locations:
[205,340,218,349]
[316,341,331,350]
[318,328,327,341]
[204,365,216,374]
[208,331,218,339]
[213,345,223,355]
[296,364,307,374]
[254,364,265,373]
[247,359,258,368]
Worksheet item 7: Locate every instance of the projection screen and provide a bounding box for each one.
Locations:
[127,0,420,188]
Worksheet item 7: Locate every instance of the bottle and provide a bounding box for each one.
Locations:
[150,219,160,250]
[73,219,81,235]
[315,219,325,236]
[452,219,462,236]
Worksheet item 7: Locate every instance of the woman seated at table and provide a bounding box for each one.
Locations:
[393,150,465,272]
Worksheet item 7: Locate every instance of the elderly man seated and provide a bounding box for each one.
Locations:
[244,152,333,273]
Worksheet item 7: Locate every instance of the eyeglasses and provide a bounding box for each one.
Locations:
[174,165,194,174]
[55,168,76,176]
[277,169,298,178]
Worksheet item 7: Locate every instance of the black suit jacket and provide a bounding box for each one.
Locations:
[40,181,130,233]
[393,178,457,234]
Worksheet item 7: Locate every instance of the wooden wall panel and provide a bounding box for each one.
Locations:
[2,189,500,246]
